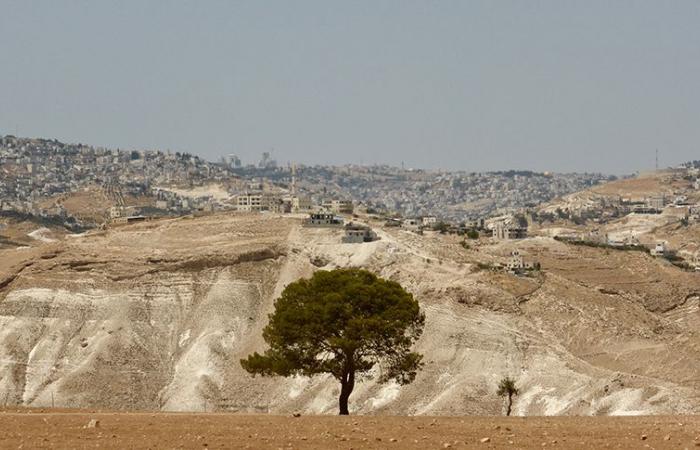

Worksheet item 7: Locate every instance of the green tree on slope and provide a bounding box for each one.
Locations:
[241,268,425,415]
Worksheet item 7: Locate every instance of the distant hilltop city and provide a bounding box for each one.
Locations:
[0,134,614,229]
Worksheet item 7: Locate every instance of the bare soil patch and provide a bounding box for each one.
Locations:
[0,409,698,449]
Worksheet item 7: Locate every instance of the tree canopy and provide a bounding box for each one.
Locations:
[241,268,425,415]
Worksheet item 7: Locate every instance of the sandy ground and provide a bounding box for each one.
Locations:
[0,410,698,449]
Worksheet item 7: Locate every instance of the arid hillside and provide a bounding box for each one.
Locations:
[0,211,699,415]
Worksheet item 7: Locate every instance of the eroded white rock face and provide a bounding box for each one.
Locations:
[0,214,698,415]
[0,269,272,411]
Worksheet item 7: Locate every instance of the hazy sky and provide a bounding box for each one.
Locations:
[1,1,699,173]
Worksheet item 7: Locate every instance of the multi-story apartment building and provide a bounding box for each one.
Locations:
[322,199,353,214]
[235,193,282,212]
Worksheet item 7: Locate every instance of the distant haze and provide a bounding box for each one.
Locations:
[1,1,699,174]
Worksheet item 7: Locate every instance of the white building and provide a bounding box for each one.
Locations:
[422,216,437,226]
[650,241,668,257]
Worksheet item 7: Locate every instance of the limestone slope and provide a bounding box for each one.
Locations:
[0,213,698,415]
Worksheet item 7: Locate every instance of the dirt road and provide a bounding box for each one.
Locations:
[0,409,698,449]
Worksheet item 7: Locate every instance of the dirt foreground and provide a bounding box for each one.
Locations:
[0,409,699,449]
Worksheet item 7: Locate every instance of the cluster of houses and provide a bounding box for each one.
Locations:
[302,213,378,244]
[540,192,698,226]
[385,216,438,230]
[233,192,353,215]
[553,230,700,271]
[298,164,611,222]
[0,136,357,225]
[382,214,529,242]
[0,135,232,220]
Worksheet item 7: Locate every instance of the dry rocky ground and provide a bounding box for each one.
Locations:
[0,408,699,449]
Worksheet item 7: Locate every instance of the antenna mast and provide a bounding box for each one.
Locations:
[655,149,659,171]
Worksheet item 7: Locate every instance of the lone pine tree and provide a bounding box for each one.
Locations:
[241,268,425,415]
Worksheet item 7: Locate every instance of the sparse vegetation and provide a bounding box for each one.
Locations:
[669,260,694,271]
[433,221,450,234]
[497,376,519,416]
[662,253,695,271]
[471,261,496,272]
[309,255,329,267]
[553,236,649,253]
[240,268,425,415]
[0,210,91,233]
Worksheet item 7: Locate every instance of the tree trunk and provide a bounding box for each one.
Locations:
[338,369,355,415]
[506,394,513,416]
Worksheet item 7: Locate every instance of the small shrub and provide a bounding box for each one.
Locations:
[471,262,494,272]
[466,229,479,239]
[497,377,519,416]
